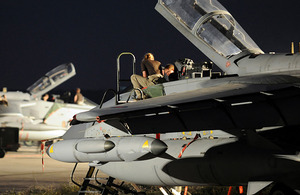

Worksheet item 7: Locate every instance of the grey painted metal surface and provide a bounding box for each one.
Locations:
[46,0,300,194]
[97,138,300,186]
[0,63,95,142]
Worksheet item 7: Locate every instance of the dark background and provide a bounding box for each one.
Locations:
[1,0,300,102]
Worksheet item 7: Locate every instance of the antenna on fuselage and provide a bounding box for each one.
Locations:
[291,42,295,54]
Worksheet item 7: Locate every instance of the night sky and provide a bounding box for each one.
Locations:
[1,0,300,95]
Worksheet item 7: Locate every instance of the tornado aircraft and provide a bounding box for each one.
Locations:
[0,63,95,157]
[47,0,300,194]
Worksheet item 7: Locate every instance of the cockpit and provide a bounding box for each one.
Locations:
[155,0,263,72]
[27,63,76,98]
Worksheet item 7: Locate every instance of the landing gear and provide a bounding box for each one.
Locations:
[71,163,145,195]
[0,147,5,158]
[23,140,37,146]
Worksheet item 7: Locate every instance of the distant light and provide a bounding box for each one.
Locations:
[260,91,273,96]
[145,113,156,117]
[231,101,252,106]
[214,98,225,102]
[158,112,169,115]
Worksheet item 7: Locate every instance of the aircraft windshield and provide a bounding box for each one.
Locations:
[27,63,76,97]
[159,0,262,57]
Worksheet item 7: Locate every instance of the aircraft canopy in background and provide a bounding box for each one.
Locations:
[27,63,75,98]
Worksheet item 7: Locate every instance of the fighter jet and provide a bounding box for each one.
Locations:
[0,63,95,157]
[47,0,300,194]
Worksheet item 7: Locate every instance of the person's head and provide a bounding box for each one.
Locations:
[144,53,154,61]
[43,94,49,101]
[164,64,175,76]
[76,88,81,93]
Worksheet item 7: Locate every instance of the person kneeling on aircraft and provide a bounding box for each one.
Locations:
[130,53,164,100]
[131,62,178,100]
[164,64,178,81]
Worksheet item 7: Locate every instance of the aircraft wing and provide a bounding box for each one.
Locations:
[74,74,300,135]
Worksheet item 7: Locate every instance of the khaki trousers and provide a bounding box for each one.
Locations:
[130,74,155,99]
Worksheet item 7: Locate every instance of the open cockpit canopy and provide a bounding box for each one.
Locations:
[155,0,263,72]
[27,63,76,98]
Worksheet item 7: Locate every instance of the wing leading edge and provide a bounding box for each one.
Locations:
[74,75,300,135]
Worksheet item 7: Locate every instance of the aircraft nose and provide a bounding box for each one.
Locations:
[46,144,53,157]
[150,139,168,155]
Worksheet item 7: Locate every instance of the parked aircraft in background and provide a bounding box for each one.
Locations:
[47,0,300,194]
[0,63,95,157]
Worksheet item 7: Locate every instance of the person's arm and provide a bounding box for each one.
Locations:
[141,60,147,78]
[160,65,164,75]
[74,95,77,103]
[142,71,147,78]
